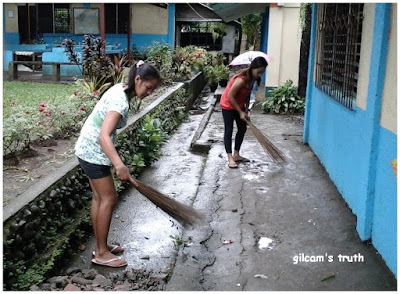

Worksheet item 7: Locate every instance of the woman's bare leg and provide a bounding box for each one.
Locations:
[89,176,126,266]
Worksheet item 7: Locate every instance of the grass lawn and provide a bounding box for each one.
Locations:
[3,81,76,119]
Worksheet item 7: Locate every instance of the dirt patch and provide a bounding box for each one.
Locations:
[3,138,77,206]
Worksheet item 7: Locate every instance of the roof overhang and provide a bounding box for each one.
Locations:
[209,3,270,22]
[176,3,223,22]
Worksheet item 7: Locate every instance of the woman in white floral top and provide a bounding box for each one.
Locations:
[75,61,160,268]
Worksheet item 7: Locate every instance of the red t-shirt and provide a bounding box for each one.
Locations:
[220,74,252,110]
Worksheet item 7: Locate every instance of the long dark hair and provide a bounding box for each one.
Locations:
[124,62,161,96]
[237,56,268,87]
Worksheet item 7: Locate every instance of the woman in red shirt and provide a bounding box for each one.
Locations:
[220,57,268,168]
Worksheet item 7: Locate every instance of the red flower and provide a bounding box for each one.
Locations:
[93,90,99,96]
[80,107,86,111]
[10,101,16,106]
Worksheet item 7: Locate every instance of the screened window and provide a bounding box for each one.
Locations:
[105,4,129,34]
[54,4,70,33]
[315,4,364,110]
[38,3,71,33]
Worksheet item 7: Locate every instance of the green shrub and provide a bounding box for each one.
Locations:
[3,82,95,157]
[138,115,166,164]
[145,42,175,84]
[204,64,229,84]
[145,43,211,83]
[173,46,210,79]
[261,80,305,114]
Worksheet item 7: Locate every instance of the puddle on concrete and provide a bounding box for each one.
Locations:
[243,173,260,181]
[255,187,269,194]
[258,237,275,250]
[240,160,282,182]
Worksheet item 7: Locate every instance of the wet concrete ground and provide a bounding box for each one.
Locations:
[166,103,397,291]
[64,89,396,291]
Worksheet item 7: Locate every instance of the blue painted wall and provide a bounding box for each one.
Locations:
[131,34,169,54]
[305,87,372,217]
[4,32,19,45]
[260,6,270,84]
[304,4,397,276]
[42,33,128,51]
[42,47,82,76]
[372,127,397,276]
[167,3,175,48]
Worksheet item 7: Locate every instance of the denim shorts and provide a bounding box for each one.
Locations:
[77,157,111,179]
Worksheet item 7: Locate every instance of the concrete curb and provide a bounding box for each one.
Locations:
[190,97,217,153]
[3,157,79,221]
[190,86,224,153]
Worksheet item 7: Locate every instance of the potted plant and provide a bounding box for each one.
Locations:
[215,64,229,87]
[204,65,219,92]
[215,52,226,66]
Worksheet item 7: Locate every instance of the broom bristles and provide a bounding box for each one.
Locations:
[244,118,286,163]
[129,178,202,226]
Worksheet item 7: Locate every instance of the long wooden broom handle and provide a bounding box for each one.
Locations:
[243,117,251,126]
[128,177,139,188]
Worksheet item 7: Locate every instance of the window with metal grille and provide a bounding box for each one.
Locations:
[38,4,70,33]
[54,4,70,33]
[315,4,364,110]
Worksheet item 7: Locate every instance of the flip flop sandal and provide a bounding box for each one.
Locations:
[234,157,250,163]
[228,163,238,169]
[91,257,127,268]
[110,244,124,254]
[92,244,125,256]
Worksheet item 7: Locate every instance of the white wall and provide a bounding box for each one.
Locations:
[266,4,301,87]
[4,4,19,33]
[380,4,397,133]
[132,4,168,35]
[356,4,374,111]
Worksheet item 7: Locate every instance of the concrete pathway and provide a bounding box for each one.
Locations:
[166,102,397,291]
[65,90,396,290]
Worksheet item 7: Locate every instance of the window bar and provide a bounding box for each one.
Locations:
[116,5,118,34]
[52,3,55,34]
[345,5,353,109]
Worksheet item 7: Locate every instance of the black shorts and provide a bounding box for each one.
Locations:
[77,157,111,179]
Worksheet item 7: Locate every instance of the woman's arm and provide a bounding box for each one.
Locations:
[245,93,251,112]
[99,111,130,181]
[228,78,248,120]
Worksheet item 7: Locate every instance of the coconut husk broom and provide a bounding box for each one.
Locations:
[244,117,286,163]
[129,177,202,226]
